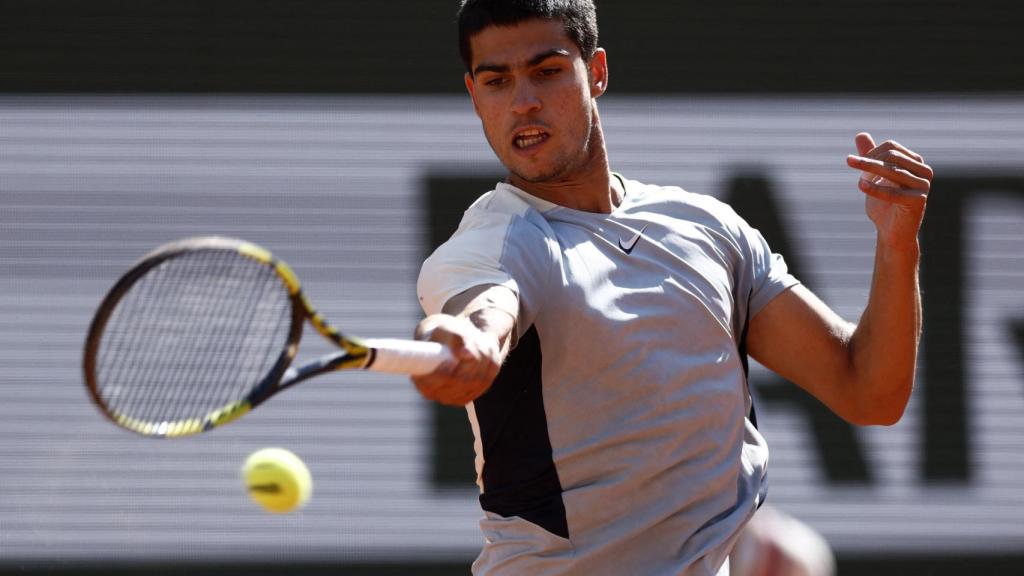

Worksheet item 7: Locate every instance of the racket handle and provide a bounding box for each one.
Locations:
[364,338,454,376]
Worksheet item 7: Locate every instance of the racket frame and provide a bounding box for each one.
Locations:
[83,236,374,437]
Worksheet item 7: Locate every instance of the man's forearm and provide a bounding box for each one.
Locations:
[848,237,922,425]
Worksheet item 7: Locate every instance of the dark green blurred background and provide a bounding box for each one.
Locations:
[2,0,1021,94]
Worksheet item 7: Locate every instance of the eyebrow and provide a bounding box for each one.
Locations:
[472,48,572,77]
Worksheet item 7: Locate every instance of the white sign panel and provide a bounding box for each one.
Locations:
[0,95,1021,561]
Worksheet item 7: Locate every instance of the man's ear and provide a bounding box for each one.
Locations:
[464,72,482,118]
[588,48,608,98]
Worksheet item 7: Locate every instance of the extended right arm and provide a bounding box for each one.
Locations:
[411,283,518,406]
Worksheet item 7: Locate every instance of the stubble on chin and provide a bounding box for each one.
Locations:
[503,128,595,185]
[508,157,572,184]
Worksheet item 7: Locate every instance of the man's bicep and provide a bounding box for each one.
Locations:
[746,284,855,414]
[441,283,518,317]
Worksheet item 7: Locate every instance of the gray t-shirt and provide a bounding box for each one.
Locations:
[418,176,800,576]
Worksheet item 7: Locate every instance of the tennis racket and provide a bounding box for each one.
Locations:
[83,236,451,438]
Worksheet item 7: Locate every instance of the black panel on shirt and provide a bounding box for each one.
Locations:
[474,325,569,540]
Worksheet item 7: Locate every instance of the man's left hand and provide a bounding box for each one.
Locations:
[846,132,934,252]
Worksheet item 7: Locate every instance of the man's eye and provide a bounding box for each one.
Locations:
[484,77,507,87]
[539,68,561,76]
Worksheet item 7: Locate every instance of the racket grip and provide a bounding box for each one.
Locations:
[364,338,454,376]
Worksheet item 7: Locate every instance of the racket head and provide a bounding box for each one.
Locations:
[83,236,310,437]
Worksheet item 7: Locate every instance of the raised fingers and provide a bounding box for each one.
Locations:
[857,176,927,205]
[855,132,876,156]
[847,133,933,196]
[873,138,924,163]
[866,143,932,180]
[847,149,932,191]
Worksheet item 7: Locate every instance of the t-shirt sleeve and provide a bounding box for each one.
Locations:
[417,213,518,317]
[417,208,555,341]
[728,208,801,318]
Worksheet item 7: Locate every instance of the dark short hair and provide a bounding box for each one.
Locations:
[457,0,599,74]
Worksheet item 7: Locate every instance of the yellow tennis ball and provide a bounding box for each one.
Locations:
[241,447,312,514]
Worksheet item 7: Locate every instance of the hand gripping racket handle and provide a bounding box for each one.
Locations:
[364,339,454,376]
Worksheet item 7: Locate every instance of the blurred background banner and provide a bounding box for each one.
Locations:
[1,1,1023,575]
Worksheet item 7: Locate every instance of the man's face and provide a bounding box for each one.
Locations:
[464,18,607,185]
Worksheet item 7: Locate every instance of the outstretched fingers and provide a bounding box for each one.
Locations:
[856,176,927,205]
[847,150,932,191]
[846,133,933,203]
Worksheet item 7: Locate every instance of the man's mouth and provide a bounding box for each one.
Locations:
[513,128,549,149]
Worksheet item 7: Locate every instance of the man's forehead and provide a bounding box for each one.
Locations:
[469,18,579,69]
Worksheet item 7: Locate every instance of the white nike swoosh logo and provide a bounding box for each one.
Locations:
[618,224,648,254]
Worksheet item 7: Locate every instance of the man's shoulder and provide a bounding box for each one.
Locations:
[418,183,560,317]
[471,182,555,213]
[424,184,556,265]
[457,183,556,236]
[623,177,741,226]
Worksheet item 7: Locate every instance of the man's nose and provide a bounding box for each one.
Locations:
[510,81,542,115]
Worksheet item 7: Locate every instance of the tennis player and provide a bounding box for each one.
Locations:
[413,1,933,574]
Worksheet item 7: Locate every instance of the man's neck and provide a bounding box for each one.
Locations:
[508,169,621,214]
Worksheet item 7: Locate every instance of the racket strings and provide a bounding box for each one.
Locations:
[118,253,218,423]
[95,249,292,426]
[161,252,252,422]
[176,254,289,419]
[172,254,257,420]
[140,253,220,422]
[99,260,164,408]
